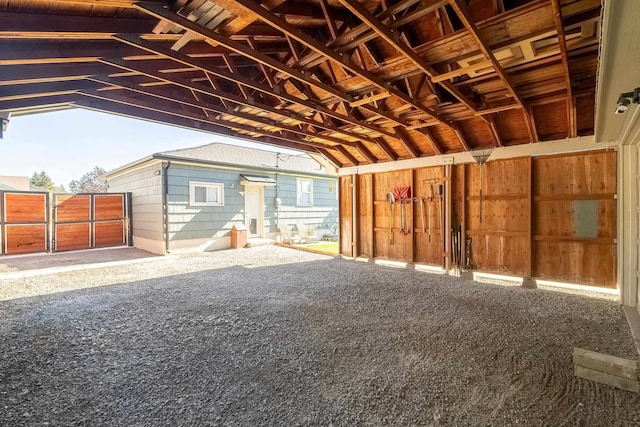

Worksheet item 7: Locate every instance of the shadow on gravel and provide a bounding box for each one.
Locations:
[1,258,639,426]
[0,247,159,274]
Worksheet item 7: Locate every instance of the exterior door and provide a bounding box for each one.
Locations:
[245,186,263,238]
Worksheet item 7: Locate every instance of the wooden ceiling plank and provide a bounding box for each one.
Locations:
[452,124,470,151]
[550,0,576,138]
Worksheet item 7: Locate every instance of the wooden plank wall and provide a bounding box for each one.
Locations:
[341,149,617,288]
[339,175,352,256]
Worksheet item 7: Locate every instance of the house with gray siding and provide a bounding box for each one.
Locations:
[105,143,338,254]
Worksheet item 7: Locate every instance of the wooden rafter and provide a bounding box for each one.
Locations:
[336,0,477,113]
[447,0,536,141]
[87,75,353,148]
[550,0,576,138]
[112,35,396,143]
[221,0,455,130]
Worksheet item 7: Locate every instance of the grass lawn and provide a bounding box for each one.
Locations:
[301,242,338,254]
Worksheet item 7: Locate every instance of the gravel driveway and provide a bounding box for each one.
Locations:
[0,246,638,426]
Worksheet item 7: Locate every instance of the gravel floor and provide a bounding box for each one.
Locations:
[0,246,638,426]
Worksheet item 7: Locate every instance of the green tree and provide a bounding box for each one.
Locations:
[30,171,65,192]
[69,166,108,193]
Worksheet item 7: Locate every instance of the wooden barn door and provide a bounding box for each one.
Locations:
[1,191,48,255]
[53,193,126,252]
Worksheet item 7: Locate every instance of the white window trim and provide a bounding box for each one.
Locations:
[296,178,313,206]
[189,181,224,206]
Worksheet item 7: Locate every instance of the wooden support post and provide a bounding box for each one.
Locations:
[527,155,533,278]
[410,168,415,263]
[370,174,375,258]
[460,164,466,270]
[445,164,452,272]
[352,173,358,258]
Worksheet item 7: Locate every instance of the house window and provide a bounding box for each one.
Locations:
[189,181,224,206]
[297,178,313,206]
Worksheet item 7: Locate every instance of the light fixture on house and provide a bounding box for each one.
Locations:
[615,87,640,114]
[0,112,9,139]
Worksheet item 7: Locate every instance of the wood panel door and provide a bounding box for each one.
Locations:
[93,194,125,248]
[1,191,48,255]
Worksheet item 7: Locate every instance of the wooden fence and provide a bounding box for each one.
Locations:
[0,191,131,255]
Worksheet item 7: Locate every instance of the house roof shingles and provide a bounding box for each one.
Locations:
[156,143,328,175]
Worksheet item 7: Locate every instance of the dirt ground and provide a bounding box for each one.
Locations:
[0,246,638,426]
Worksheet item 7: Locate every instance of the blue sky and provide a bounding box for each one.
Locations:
[0,108,304,189]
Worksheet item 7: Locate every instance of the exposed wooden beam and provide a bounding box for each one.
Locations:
[486,116,503,147]
[452,124,470,151]
[112,36,398,142]
[418,127,443,155]
[334,145,360,165]
[135,3,352,104]
[316,147,345,167]
[98,57,373,148]
[77,89,335,151]
[87,75,353,148]
[550,0,576,138]
[76,98,313,153]
[448,0,535,135]
[215,0,455,129]
[394,128,420,158]
[336,0,478,113]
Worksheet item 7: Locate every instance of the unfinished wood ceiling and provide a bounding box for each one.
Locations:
[0,0,602,166]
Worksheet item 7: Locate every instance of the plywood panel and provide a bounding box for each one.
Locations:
[533,241,616,288]
[94,194,124,220]
[373,170,413,261]
[532,150,617,287]
[339,176,352,256]
[4,193,46,223]
[5,225,46,255]
[470,235,529,276]
[95,221,125,248]
[533,150,616,196]
[357,174,373,257]
[413,165,445,265]
[56,195,90,222]
[56,223,90,252]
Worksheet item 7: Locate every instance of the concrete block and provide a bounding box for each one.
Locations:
[575,366,640,393]
[573,347,638,380]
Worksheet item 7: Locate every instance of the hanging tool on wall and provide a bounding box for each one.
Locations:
[470,149,493,224]
[437,184,443,237]
[386,192,395,245]
[419,196,426,235]
[427,184,433,242]
[465,237,473,269]
[393,186,411,235]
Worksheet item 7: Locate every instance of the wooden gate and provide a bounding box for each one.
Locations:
[0,191,49,255]
[53,193,127,252]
